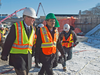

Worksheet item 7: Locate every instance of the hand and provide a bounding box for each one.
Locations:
[1,56,8,61]
[73,42,79,47]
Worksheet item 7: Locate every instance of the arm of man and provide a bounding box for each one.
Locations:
[72,31,77,43]
[56,39,65,55]
[56,39,67,61]
[57,31,65,54]
[59,31,64,41]
[35,29,42,63]
[57,31,65,55]
[72,31,79,47]
[57,32,67,61]
[1,25,16,61]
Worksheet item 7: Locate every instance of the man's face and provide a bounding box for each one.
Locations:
[65,30,69,33]
[64,27,69,33]
[25,16,35,26]
[46,19,55,28]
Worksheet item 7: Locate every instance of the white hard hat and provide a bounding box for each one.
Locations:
[23,7,37,18]
[38,24,44,28]
[63,24,70,31]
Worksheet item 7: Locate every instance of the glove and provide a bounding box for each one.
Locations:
[73,42,79,47]
[1,56,8,61]
[58,56,64,64]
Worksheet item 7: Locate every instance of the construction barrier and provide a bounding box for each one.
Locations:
[43,16,82,33]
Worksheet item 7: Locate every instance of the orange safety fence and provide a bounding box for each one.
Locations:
[58,16,76,32]
[42,16,82,33]
[74,28,82,34]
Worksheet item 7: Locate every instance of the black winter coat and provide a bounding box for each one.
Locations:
[35,25,65,67]
[59,29,77,49]
[1,21,34,70]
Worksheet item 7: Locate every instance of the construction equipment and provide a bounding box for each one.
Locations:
[0,7,26,24]
[36,2,46,16]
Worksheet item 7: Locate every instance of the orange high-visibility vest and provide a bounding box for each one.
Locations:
[62,33,74,48]
[40,26,59,55]
[10,21,35,54]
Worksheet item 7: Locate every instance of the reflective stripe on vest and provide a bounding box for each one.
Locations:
[40,26,58,55]
[41,27,49,42]
[0,30,5,37]
[12,44,32,49]
[62,34,74,48]
[0,30,2,33]
[10,21,35,54]
[41,42,56,48]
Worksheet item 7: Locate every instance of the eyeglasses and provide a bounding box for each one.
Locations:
[49,20,55,22]
[27,16,35,19]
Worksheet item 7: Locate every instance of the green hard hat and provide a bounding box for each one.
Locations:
[45,13,56,20]
[55,19,60,27]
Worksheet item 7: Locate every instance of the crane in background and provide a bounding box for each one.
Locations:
[0,2,46,24]
[36,2,46,16]
[0,7,26,24]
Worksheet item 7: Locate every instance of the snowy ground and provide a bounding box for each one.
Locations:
[0,36,100,75]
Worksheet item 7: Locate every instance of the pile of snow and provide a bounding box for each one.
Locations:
[85,24,100,37]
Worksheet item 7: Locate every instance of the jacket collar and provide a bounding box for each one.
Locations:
[46,24,56,33]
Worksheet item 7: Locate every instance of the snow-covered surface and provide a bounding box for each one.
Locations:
[0,36,100,75]
[31,36,100,75]
[85,24,100,38]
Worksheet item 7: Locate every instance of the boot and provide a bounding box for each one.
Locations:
[63,67,66,71]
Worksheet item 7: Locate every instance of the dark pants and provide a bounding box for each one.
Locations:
[9,52,32,70]
[15,69,29,75]
[39,54,56,75]
[62,47,72,67]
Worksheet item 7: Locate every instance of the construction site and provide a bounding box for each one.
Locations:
[0,1,100,75]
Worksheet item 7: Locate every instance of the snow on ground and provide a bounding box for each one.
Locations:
[0,36,100,75]
[31,36,100,75]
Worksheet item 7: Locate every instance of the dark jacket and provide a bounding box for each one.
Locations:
[59,29,77,49]
[35,25,65,65]
[1,21,34,70]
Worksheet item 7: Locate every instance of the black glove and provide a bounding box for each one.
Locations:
[1,56,8,61]
[73,42,79,47]
[58,56,64,64]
